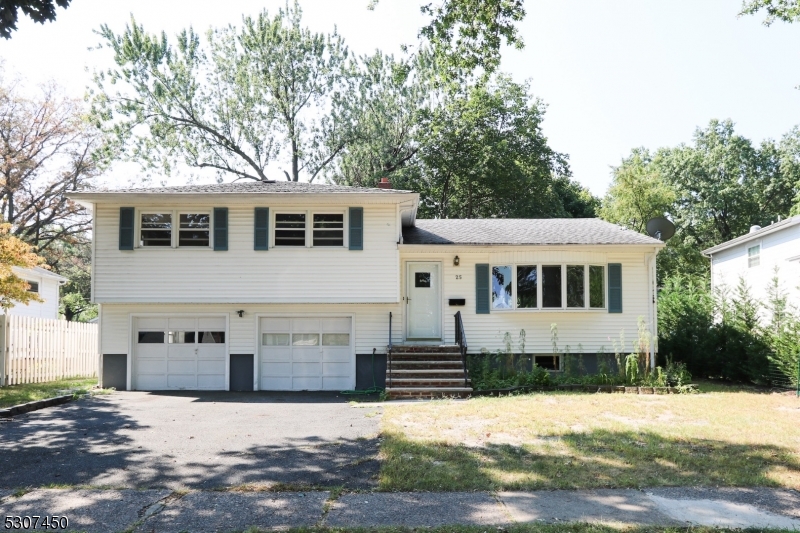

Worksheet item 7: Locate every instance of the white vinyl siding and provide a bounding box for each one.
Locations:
[5,271,61,319]
[93,203,400,303]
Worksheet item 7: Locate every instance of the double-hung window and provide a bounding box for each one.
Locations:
[275,214,307,246]
[274,211,346,248]
[140,211,212,248]
[26,281,39,293]
[490,264,607,311]
[748,245,760,268]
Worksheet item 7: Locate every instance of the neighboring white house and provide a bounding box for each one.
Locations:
[4,266,68,319]
[703,215,800,318]
[69,181,664,394]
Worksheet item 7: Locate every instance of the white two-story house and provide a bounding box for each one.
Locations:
[704,215,800,320]
[70,180,664,396]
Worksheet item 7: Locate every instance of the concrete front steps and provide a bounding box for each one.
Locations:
[385,345,473,399]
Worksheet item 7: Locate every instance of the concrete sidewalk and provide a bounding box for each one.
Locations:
[0,487,797,532]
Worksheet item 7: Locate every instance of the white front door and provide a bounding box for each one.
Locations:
[406,262,442,340]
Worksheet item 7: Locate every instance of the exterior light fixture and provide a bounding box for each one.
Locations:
[453,255,460,266]
[236,310,244,318]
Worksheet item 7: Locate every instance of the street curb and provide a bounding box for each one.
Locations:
[0,394,74,418]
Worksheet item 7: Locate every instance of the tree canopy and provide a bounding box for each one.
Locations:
[739,0,800,24]
[0,223,45,311]
[0,0,70,38]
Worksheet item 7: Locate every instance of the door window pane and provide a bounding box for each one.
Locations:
[590,265,605,308]
[567,265,585,308]
[178,213,210,247]
[322,333,350,346]
[168,331,196,344]
[516,266,537,308]
[313,214,344,246]
[262,333,290,346]
[275,214,306,246]
[491,266,513,309]
[199,331,225,343]
[141,213,172,247]
[138,331,165,343]
[415,272,431,288]
[292,333,319,346]
[542,265,562,308]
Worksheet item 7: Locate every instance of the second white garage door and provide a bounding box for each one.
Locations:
[260,317,353,391]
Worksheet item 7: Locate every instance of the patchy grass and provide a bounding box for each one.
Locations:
[0,377,100,408]
[379,390,800,491]
[244,526,796,533]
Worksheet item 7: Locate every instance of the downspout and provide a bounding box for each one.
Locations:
[650,249,658,370]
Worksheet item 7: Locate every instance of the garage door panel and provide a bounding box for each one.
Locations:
[136,344,167,358]
[138,318,167,329]
[322,349,350,362]
[167,345,197,358]
[322,318,350,333]
[137,374,167,390]
[168,359,196,374]
[262,318,290,332]
[198,374,225,389]
[261,349,291,362]
[293,376,322,390]
[198,359,225,374]
[291,350,322,362]
[323,377,351,390]
[261,377,292,390]
[292,362,322,376]
[262,361,292,375]
[198,317,226,330]
[292,318,320,333]
[167,374,197,389]
[323,362,350,376]
[137,359,167,374]
[168,317,196,329]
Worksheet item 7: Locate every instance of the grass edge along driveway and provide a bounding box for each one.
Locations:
[0,377,99,408]
[378,387,800,491]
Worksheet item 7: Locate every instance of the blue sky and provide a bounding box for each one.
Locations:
[1,0,798,195]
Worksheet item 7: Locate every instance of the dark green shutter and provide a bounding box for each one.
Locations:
[213,208,228,251]
[119,207,134,250]
[476,263,490,314]
[254,208,269,250]
[608,263,622,313]
[349,207,363,250]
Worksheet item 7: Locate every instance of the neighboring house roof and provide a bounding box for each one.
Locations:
[13,266,68,283]
[702,215,800,256]
[71,181,414,196]
[402,218,664,246]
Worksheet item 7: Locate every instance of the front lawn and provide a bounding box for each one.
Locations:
[379,388,800,491]
[0,377,99,408]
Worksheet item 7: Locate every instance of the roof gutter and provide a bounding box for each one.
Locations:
[703,217,800,256]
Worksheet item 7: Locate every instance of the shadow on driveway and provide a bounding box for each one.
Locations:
[0,391,382,490]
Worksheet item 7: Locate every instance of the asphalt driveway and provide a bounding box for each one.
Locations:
[0,391,382,490]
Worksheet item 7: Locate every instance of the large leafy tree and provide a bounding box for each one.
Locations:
[0,0,70,39]
[0,73,100,254]
[92,1,351,182]
[740,0,800,24]
[602,120,800,279]
[400,76,593,219]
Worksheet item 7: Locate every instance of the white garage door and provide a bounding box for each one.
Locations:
[260,317,353,391]
[134,316,227,390]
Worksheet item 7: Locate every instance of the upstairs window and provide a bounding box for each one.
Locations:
[275,214,306,246]
[140,213,172,247]
[313,214,344,246]
[179,213,210,247]
[26,281,39,293]
[748,245,760,268]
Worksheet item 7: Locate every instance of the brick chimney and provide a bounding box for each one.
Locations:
[377,177,392,189]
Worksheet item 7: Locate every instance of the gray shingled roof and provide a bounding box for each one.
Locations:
[402,218,663,246]
[81,181,412,195]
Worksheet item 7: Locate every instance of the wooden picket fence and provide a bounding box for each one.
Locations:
[0,315,99,386]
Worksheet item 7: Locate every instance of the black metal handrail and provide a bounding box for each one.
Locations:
[388,312,393,389]
[454,311,468,387]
